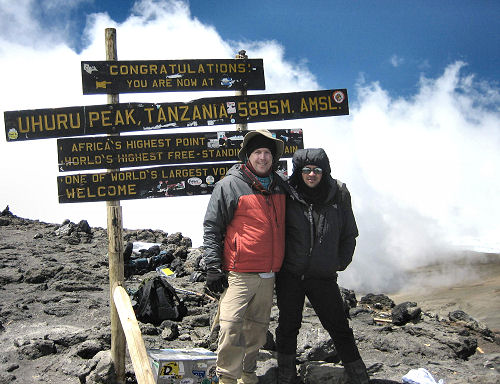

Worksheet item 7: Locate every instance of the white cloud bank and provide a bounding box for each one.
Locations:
[337,63,500,292]
[1,0,499,293]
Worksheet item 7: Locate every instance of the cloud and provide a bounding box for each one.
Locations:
[336,61,500,292]
[0,0,91,49]
[0,0,45,46]
[418,59,431,71]
[390,54,404,68]
[1,0,499,295]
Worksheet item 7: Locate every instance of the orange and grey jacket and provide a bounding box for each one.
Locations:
[202,163,287,273]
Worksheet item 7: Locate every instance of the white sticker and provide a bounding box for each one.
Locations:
[7,129,18,140]
[188,177,202,186]
[226,101,236,114]
[332,90,345,104]
[83,63,98,74]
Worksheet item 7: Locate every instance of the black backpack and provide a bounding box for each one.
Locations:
[132,276,187,325]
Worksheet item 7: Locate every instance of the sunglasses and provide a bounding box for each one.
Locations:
[301,167,323,175]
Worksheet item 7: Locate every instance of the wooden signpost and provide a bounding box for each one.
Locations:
[3,27,349,384]
[103,29,126,383]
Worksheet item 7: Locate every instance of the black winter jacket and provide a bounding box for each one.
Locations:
[282,149,358,279]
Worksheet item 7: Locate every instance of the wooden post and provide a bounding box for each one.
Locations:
[105,27,126,384]
[235,50,248,132]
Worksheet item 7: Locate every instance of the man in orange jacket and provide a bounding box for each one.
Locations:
[203,129,287,384]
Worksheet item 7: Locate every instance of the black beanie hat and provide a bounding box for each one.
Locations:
[245,134,276,157]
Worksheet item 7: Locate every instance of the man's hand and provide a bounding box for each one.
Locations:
[206,269,229,294]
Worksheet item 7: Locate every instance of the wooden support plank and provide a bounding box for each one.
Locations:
[113,285,156,384]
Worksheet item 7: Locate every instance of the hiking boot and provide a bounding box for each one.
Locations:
[277,353,298,384]
[343,359,370,384]
[219,376,238,384]
[237,371,259,384]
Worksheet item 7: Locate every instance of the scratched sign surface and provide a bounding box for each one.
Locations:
[5,89,348,141]
[57,129,304,171]
[81,59,265,94]
[58,161,288,203]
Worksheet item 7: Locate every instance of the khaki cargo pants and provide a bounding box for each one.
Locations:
[215,271,275,380]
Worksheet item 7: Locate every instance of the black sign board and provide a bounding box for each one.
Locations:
[81,59,265,94]
[57,161,288,203]
[5,89,348,142]
[57,129,303,172]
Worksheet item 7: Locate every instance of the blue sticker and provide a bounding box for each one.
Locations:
[192,370,206,378]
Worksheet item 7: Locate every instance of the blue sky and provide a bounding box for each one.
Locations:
[190,0,499,97]
[0,0,499,292]
[33,0,500,98]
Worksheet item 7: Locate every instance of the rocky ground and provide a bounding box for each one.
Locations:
[0,207,499,384]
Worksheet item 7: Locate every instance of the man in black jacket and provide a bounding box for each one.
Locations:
[275,148,369,384]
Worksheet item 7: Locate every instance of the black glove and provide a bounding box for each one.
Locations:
[206,269,228,294]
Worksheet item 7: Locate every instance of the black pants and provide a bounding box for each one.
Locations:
[275,270,361,363]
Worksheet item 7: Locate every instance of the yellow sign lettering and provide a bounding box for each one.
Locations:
[17,113,81,133]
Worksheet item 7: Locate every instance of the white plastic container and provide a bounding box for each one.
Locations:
[147,348,218,384]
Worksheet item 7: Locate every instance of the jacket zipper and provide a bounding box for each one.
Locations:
[307,204,314,255]
[232,237,237,269]
[267,194,277,272]
[302,203,314,280]
[318,211,324,245]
